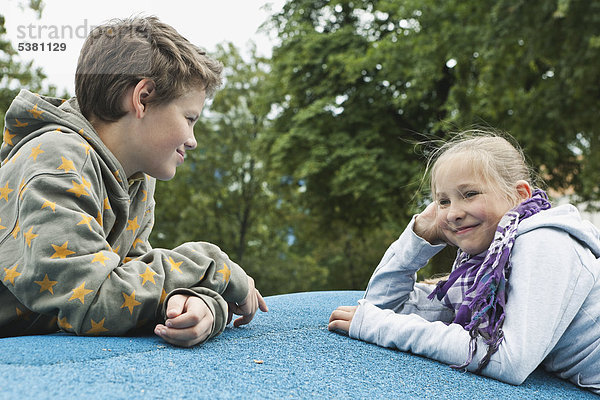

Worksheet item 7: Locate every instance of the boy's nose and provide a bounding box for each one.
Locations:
[185,134,197,150]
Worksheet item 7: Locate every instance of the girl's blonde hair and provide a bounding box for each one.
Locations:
[426,130,538,206]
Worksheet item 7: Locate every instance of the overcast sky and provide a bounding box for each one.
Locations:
[4,0,285,94]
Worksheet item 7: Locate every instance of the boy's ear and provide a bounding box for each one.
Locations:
[131,79,156,118]
[515,180,533,200]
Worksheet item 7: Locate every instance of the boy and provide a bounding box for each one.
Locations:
[0,16,267,347]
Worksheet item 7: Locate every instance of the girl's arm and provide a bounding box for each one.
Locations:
[350,227,596,385]
[363,216,446,312]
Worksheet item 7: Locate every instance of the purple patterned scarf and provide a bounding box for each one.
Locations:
[427,189,551,372]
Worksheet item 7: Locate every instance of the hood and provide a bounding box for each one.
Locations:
[2,90,126,186]
[518,204,600,258]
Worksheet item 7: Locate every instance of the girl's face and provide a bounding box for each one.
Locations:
[434,157,516,255]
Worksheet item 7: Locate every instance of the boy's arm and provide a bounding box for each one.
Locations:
[4,173,248,338]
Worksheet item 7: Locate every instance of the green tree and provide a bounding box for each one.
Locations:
[151,43,327,295]
[1,1,56,122]
[263,0,600,284]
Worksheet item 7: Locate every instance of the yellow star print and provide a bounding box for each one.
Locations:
[103,198,111,210]
[126,217,140,233]
[79,142,91,155]
[3,264,21,285]
[28,143,44,161]
[139,266,157,285]
[23,227,39,247]
[50,241,76,259]
[0,217,5,230]
[68,282,93,304]
[10,150,22,164]
[18,178,27,200]
[34,274,58,294]
[3,128,15,146]
[14,118,29,128]
[94,211,103,226]
[16,307,31,320]
[0,182,13,201]
[160,288,168,304]
[11,220,20,239]
[27,104,44,119]
[91,251,109,266]
[217,263,231,283]
[57,157,76,173]
[132,238,144,249]
[141,190,148,202]
[67,180,90,198]
[58,316,72,330]
[77,213,94,231]
[121,290,142,314]
[82,177,91,189]
[167,256,183,273]
[86,318,108,334]
[41,199,56,211]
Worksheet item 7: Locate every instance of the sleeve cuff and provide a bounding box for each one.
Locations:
[161,287,228,342]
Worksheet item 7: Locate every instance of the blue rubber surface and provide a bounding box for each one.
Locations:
[0,291,595,399]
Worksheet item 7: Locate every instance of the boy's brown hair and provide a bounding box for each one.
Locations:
[75,16,223,122]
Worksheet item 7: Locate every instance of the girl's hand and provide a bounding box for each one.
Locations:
[227,276,268,327]
[413,202,448,245]
[328,306,357,334]
[154,294,214,347]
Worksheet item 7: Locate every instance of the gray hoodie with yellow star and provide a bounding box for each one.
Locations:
[0,89,249,339]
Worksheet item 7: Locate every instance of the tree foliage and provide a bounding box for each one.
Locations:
[261,0,600,281]
[0,0,56,123]
[150,44,328,295]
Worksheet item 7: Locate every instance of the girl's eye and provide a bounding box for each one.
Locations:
[464,191,480,198]
[438,198,450,207]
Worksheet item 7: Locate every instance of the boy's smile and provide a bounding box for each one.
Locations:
[132,86,206,180]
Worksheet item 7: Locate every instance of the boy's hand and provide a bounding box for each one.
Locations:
[413,202,448,245]
[154,294,214,347]
[328,306,357,334]
[227,276,268,327]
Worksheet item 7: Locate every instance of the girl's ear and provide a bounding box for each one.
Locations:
[515,180,533,200]
[130,79,156,119]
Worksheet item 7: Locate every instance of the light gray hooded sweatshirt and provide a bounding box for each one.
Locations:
[0,90,249,339]
[350,205,600,394]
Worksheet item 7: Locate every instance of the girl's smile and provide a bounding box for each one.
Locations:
[434,157,516,255]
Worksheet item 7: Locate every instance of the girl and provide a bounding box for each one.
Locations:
[328,132,600,394]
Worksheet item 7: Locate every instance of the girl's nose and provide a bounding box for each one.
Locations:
[446,204,465,222]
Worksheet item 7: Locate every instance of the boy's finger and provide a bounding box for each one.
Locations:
[257,291,269,312]
[155,316,213,347]
[166,294,187,319]
[166,298,211,329]
[233,313,253,328]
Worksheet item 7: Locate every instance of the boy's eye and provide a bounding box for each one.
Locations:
[464,191,480,198]
[438,198,450,207]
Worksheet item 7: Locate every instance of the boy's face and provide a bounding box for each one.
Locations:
[135,88,206,180]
